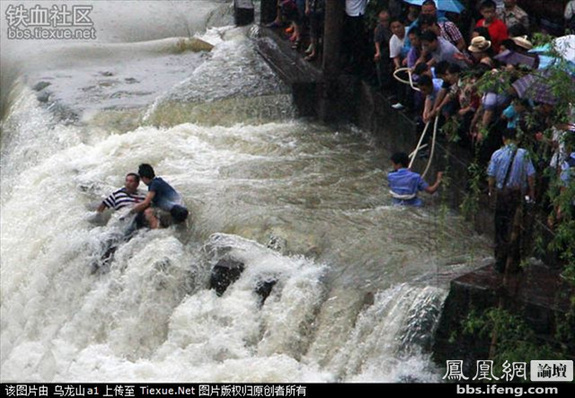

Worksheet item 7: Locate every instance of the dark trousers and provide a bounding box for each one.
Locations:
[341,14,367,74]
[494,189,522,273]
[375,56,392,91]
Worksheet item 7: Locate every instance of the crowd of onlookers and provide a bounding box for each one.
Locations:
[266,0,573,158]
[266,1,574,180]
[365,0,574,270]
[265,0,575,270]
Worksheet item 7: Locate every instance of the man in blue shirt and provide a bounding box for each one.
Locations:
[130,164,189,229]
[388,151,443,207]
[487,128,536,273]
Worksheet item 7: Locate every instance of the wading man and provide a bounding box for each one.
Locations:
[388,151,443,207]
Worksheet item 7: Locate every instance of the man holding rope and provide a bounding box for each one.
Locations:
[388,151,443,207]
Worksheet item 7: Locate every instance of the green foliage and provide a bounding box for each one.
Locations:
[460,158,484,219]
[463,308,562,367]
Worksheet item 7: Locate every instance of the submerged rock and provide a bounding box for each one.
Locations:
[209,258,245,296]
[255,279,277,305]
[208,257,278,304]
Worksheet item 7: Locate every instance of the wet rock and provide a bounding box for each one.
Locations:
[209,258,278,303]
[266,234,287,253]
[255,279,277,305]
[33,81,51,91]
[209,258,245,296]
[36,91,51,103]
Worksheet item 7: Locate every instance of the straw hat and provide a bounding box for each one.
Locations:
[468,36,491,53]
[512,35,533,50]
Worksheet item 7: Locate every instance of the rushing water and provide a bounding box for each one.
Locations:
[0,0,493,382]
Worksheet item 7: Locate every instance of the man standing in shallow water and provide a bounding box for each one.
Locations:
[388,152,443,207]
[130,163,189,229]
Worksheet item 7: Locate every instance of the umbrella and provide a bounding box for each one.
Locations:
[494,49,539,69]
[402,0,465,14]
[530,35,575,72]
[552,35,575,64]
[511,71,558,105]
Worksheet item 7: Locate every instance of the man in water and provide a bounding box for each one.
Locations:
[388,151,443,207]
[92,172,147,272]
[97,172,146,213]
[130,163,189,229]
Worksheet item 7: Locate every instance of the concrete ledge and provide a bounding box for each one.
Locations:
[253,26,323,117]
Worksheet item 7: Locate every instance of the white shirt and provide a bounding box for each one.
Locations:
[565,1,575,20]
[389,34,405,59]
[345,0,369,17]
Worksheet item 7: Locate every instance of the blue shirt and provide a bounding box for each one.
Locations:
[388,168,429,207]
[149,177,183,212]
[487,144,536,192]
[428,77,444,103]
[560,153,575,187]
[502,104,519,129]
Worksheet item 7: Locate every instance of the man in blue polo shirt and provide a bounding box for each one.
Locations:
[487,128,536,273]
[388,151,443,207]
[130,163,189,229]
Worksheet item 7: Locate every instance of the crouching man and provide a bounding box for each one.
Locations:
[130,163,189,229]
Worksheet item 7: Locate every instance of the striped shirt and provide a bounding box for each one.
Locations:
[102,188,146,210]
[487,144,535,192]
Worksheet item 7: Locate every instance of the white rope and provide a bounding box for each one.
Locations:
[421,115,439,179]
[409,119,430,168]
[393,67,420,92]
[393,67,437,179]
[408,115,440,179]
[409,143,427,159]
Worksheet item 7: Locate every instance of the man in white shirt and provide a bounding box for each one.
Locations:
[389,17,406,70]
[345,0,368,17]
